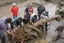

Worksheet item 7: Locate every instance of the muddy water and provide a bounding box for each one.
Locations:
[34,34,47,43]
[0,0,62,43]
[33,3,57,43]
[34,39,47,43]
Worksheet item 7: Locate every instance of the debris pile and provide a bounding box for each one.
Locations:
[8,15,61,43]
[47,25,64,43]
[9,24,41,43]
[55,26,64,43]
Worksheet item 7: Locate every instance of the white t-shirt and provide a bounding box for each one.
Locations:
[41,13,49,18]
[30,13,38,20]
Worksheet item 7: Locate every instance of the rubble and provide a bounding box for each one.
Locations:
[47,24,64,43]
[8,24,42,43]
[55,1,64,18]
[55,25,64,43]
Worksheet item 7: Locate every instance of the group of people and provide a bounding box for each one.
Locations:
[0,2,49,43]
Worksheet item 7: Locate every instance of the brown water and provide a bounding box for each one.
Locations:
[34,33,47,43]
[0,0,59,43]
[34,39,47,43]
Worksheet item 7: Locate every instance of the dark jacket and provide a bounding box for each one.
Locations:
[25,7,29,15]
[37,5,45,15]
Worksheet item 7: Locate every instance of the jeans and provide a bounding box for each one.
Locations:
[13,16,17,19]
[0,30,5,43]
[38,13,41,20]
[44,22,48,31]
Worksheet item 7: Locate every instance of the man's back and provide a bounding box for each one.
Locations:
[0,18,6,31]
[0,17,7,26]
[25,7,29,15]
[0,17,7,22]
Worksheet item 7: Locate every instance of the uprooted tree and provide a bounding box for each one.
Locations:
[8,15,61,43]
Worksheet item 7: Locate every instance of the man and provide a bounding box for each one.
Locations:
[37,2,45,20]
[23,15,30,24]
[11,17,23,29]
[29,4,34,17]
[30,14,38,23]
[41,11,49,32]
[0,17,12,43]
[24,6,29,15]
[11,3,19,19]
[41,11,49,18]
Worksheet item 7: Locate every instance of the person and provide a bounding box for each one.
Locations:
[0,17,12,43]
[41,11,49,18]
[29,4,34,17]
[41,11,49,32]
[11,3,19,19]
[0,17,7,21]
[37,2,45,20]
[11,17,23,29]
[24,6,29,15]
[30,14,38,23]
[23,15,30,24]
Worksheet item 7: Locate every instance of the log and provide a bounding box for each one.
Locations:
[28,25,41,33]
[34,15,61,27]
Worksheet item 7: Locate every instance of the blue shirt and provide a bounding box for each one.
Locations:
[0,17,12,32]
[13,17,22,26]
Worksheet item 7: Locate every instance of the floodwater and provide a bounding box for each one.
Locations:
[45,3,57,17]
[34,39,47,43]
[0,0,62,43]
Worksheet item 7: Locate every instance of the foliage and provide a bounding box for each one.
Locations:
[20,0,28,2]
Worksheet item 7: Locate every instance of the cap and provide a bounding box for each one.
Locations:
[12,3,16,6]
[30,4,33,6]
[39,2,43,5]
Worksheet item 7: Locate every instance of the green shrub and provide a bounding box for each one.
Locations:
[20,0,27,2]
[26,2,39,7]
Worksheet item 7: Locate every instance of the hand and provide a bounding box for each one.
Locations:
[6,30,13,35]
[4,31,7,35]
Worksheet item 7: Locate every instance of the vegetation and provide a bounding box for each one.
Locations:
[20,0,28,2]
[27,2,39,7]
[0,0,28,7]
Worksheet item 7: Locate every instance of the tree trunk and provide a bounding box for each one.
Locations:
[34,15,60,27]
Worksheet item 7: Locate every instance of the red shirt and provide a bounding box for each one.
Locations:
[11,6,18,16]
[30,7,33,13]
[29,7,33,16]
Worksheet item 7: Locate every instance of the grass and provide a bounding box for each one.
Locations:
[26,0,50,7]
[0,0,28,7]
[40,0,50,5]
[20,0,28,2]
[26,2,39,7]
